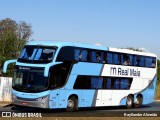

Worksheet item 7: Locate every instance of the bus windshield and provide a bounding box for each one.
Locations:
[13,70,49,92]
[18,45,57,63]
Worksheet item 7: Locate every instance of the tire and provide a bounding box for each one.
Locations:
[66,96,78,112]
[126,95,134,109]
[134,96,143,108]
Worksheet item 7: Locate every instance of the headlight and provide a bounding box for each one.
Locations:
[12,94,17,99]
[36,95,48,101]
[42,95,48,100]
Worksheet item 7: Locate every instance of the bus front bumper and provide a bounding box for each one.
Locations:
[12,94,49,108]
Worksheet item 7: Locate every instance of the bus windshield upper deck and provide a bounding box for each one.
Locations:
[18,45,57,63]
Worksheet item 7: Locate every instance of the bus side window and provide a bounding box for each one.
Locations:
[81,50,88,61]
[74,49,81,61]
[91,77,103,89]
[107,53,113,64]
[114,78,120,89]
[113,53,119,64]
[73,76,91,89]
[104,52,107,63]
[87,50,92,62]
[139,56,145,67]
[103,78,112,89]
[96,51,104,63]
[129,55,133,65]
[133,55,138,66]
[121,54,130,65]
[91,51,96,62]
[100,52,104,63]
[57,47,74,61]
[151,58,156,68]
[145,57,152,67]
[120,79,129,89]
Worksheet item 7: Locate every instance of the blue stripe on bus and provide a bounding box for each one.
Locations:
[71,62,103,76]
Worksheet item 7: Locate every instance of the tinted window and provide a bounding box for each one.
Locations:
[57,47,74,61]
[139,56,145,67]
[121,54,131,65]
[91,77,103,89]
[91,51,96,62]
[96,51,104,63]
[74,49,81,61]
[145,57,152,67]
[120,79,129,89]
[81,49,88,61]
[114,78,120,89]
[113,53,119,64]
[107,53,113,64]
[73,76,91,89]
[18,46,57,63]
[103,78,112,89]
[151,58,156,68]
[74,75,132,90]
[129,55,133,65]
[133,55,138,66]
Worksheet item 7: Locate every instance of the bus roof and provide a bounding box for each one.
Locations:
[109,47,157,57]
[27,41,157,58]
[26,40,107,51]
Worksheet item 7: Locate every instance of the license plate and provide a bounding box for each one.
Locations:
[22,102,29,105]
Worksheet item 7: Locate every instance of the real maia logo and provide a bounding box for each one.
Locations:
[110,67,140,77]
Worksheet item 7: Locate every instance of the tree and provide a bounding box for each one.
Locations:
[0,18,33,76]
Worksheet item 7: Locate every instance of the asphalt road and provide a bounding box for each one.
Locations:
[0,101,160,117]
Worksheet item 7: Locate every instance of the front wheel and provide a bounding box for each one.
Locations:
[66,96,78,112]
[126,95,134,109]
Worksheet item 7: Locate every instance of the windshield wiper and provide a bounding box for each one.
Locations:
[27,86,44,92]
[13,84,28,91]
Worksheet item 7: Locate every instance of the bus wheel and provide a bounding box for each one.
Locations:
[134,95,143,108]
[66,96,78,112]
[126,95,134,109]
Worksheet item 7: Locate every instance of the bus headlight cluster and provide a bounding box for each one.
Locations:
[36,95,48,102]
[12,94,17,99]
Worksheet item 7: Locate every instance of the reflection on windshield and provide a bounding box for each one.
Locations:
[18,45,56,63]
[13,71,49,92]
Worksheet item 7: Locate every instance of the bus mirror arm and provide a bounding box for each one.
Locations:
[3,59,17,73]
[44,62,63,77]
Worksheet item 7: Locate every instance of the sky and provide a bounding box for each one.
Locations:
[0,0,160,58]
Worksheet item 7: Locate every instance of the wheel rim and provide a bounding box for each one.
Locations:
[67,99,74,108]
[136,98,140,104]
[127,97,132,105]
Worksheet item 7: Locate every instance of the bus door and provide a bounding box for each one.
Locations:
[49,89,59,108]
[48,62,72,108]
[48,70,61,108]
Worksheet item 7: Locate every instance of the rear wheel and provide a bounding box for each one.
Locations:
[134,95,143,108]
[126,95,134,109]
[66,96,78,112]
